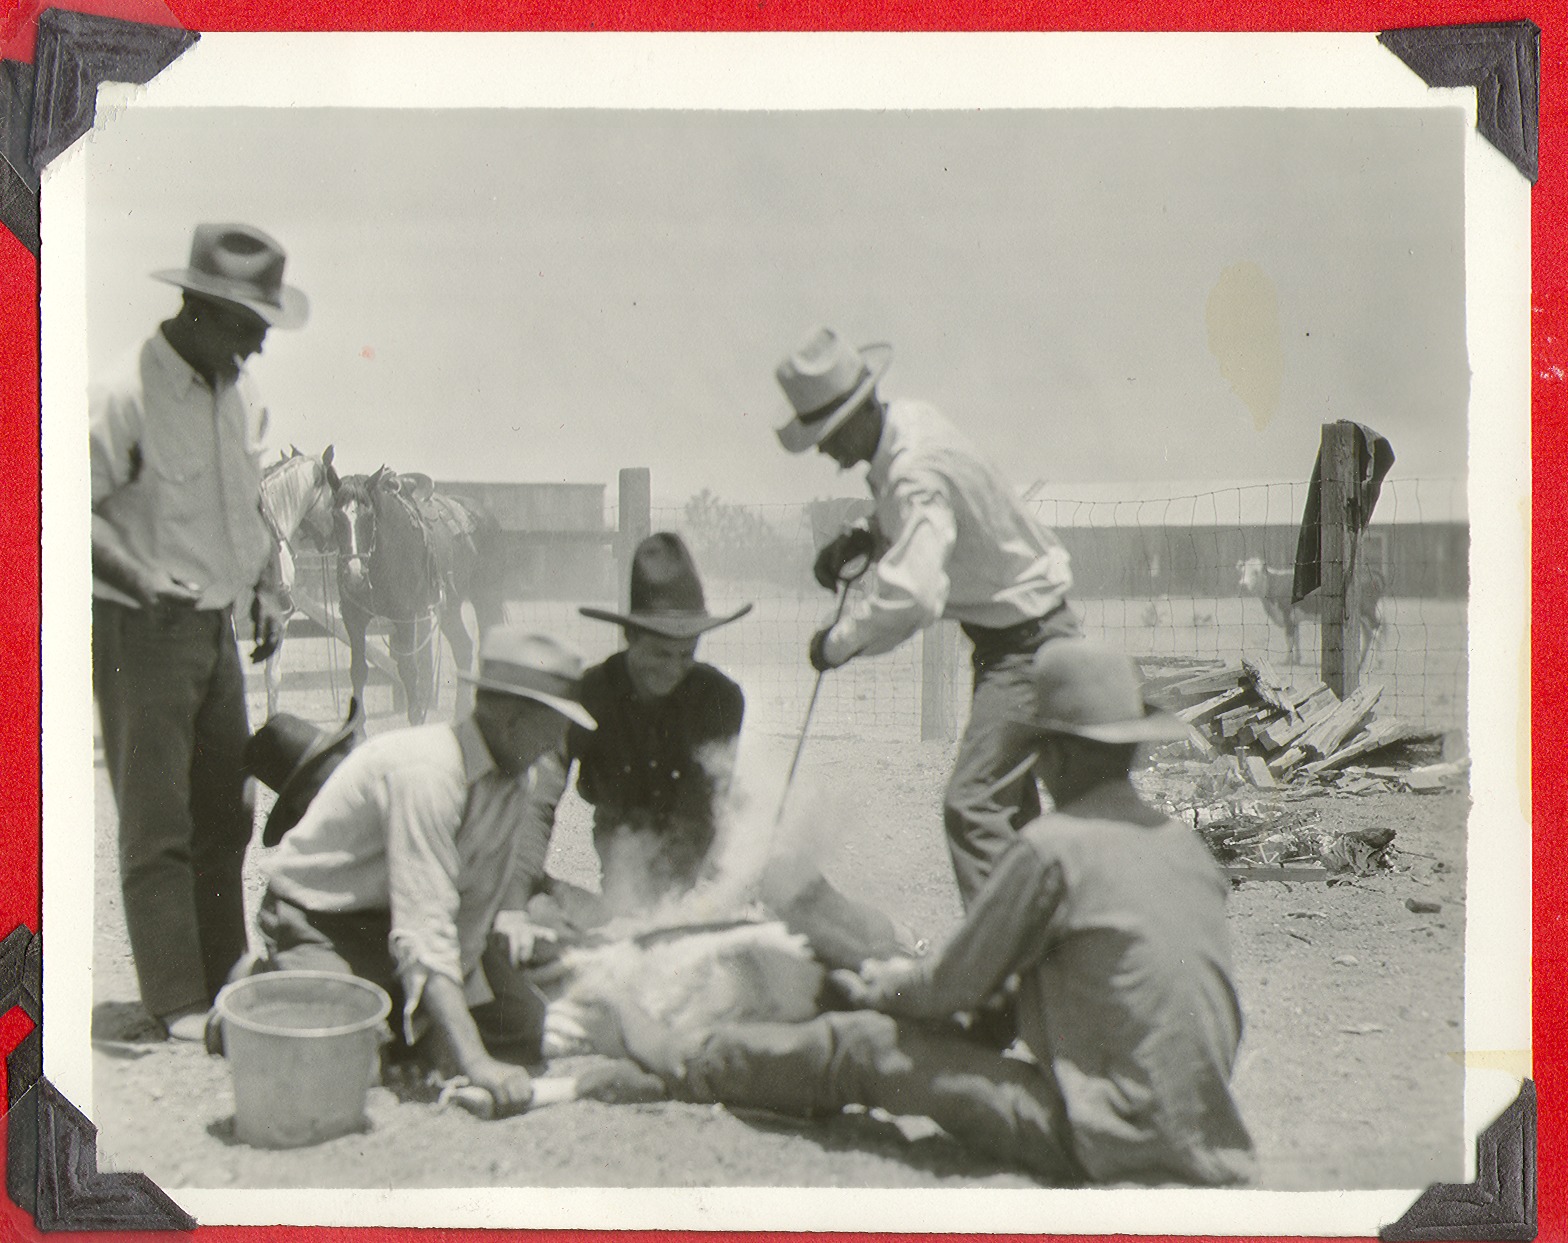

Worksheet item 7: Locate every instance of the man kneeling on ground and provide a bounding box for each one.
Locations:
[607,640,1256,1186]
[241,628,595,1117]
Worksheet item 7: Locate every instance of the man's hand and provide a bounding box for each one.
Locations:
[829,956,915,1010]
[132,566,202,613]
[464,1054,535,1119]
[813,523,875,591]
[808,627,843,673]
[491,911,559,969]
[250,589,286,663]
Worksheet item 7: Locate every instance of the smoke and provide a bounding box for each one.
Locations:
[588,734,854,932]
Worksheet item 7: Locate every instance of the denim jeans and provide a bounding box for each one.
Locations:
[943,606,1081,908]
[93,598,252,1019]
[684,1010,1084,1183]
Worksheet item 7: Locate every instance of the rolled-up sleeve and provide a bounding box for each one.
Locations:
[89,383,141,507]
[384,764,467,1041]
[825,469,957,665]
[865,839,1063,1019]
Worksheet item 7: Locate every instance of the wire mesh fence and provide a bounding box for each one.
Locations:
[260,477,1467,744]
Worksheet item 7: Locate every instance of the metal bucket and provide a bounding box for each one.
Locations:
[215,970,391,1149]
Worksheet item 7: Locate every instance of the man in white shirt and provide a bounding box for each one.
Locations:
[91,223,303,1040]
[251,629,596,1118]
[775,326,1081,908]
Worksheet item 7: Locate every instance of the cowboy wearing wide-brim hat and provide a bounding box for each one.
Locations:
[90,221,311,1042]
[239,627,597,1121]
[567,533,750,901]
[769,324,1083,912]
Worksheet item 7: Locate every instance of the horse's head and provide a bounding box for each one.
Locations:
[1237,557,1265,593]
[333,472,380,590]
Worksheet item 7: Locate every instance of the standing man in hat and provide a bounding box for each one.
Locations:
[603,642,1256,1187]
[91,223,307,1040]
[773,326,1082,909]
[246,629,596,1117]
[570,533,752,903]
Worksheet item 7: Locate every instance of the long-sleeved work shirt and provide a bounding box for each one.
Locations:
[862,780,1256,1186]
[821,400,1073,667]
[90,330,273,611]
[568,652,744,835]
[265,717,553,1037]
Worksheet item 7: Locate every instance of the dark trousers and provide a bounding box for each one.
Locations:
[254,892,548,1061]
[943,605,1081,908]
[93,598,252,1019]
[684,1010,1084,1184]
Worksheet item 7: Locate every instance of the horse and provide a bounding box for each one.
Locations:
[328,464,505,725]
[1236,555,1384,671]
[258,447,339,716]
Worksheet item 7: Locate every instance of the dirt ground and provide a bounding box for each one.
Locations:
[86,662,1467,1195]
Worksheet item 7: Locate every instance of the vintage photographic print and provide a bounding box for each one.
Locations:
[33,30,1529,1234]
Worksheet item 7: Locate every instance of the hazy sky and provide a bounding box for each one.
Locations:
[84,105,1468,506]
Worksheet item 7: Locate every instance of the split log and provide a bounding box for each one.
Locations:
[1242,755,1277,788]
[1268,746,1308,778]
[1298,684,1384,758]
[1167,663,1245,704]
[1224,864,1330,883]
[1243,656,1301,719]
[1301,719,1426,775]
[1178,686,1253,726]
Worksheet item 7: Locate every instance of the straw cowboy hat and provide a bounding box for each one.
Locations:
[580,533,752,640]
[152,223,310,330]
[774,326,893,454]
[1014,640,1190,744]
[245,698,365,847]
[458,628,597,730]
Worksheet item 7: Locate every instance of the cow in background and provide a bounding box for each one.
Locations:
[1237,556,1384,670]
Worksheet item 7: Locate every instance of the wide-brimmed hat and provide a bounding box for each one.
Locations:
[458,629,597,730]
[152,223,310,330]
[1014,640,1190,744]
[580,532,752,639]
[246,698,364,847]
[774,327,893,454]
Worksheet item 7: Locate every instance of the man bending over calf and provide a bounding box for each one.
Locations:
[611,641,1256,1186]
[244,629,595,1117]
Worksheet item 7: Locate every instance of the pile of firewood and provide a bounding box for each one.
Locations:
[1140,656,1444,786]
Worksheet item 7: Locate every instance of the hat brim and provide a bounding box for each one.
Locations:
[1021,704,1193,745]
[455,675,597,731]
[775,343,894,455]
[152,269,311,330]
[578,601,752,639]
[261,699,364,846]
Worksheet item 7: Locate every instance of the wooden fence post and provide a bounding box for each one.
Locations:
[617,468,652,612]
[1319,421,1363,698]
[921,621,960,741]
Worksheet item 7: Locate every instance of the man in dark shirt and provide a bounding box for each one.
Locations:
[573,533,751,902]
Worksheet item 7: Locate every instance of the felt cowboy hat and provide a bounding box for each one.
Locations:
[774,326,893,455]
[245,697,365,847]
[580,533,752,639]
[152,223,310,330]
[458,628,597,730]
[1014,640,1190,744]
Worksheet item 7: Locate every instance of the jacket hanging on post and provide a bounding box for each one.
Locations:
[1291,423,1396,605]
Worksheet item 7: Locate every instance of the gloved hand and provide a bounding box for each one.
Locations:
[813,523,875,591]
[808,627,843,673]
[250,589,287,663]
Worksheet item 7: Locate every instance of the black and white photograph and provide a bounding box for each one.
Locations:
[39,31,1530,1233]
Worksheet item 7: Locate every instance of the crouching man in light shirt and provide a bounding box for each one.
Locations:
[249,629,595,1118]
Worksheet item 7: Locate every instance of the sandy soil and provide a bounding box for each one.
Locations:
[85,676,1467,1195]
